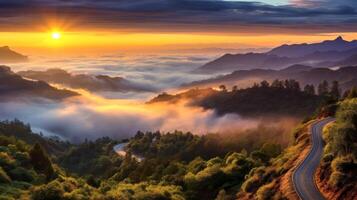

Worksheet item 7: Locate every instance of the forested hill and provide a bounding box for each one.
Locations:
[150,79,334,118]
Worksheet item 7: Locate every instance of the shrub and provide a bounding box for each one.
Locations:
[0,167,11,183]
[8,167,35,182]
[328,171,348,188]
[31,180,65,200]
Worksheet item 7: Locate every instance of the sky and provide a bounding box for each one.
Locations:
[1,0,357,54]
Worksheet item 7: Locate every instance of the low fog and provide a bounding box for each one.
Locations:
[0,89,299,144]
[1,53,301,144]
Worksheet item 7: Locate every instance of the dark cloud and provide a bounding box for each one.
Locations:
[0,0,357,33]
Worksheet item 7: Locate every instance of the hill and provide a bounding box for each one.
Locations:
[0,46,28,63]
[151,80,324,118]
[0,66,78,100]
[18,68,156,93]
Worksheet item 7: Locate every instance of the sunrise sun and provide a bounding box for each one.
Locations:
[51,32,61,40]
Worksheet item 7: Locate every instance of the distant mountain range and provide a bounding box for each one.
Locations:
[0,66,77,100]
[18,68,156,93]
[196,37,357,73]
[0,46,28,63]
[186,65,357,91]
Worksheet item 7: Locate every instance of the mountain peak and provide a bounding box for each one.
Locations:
[334,36,345,41]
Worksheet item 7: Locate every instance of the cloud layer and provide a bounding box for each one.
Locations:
[0,92,261,143]
[1,0,357,33]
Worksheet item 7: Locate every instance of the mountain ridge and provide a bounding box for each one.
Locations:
[0,46,28,63]
[196,36,357,73]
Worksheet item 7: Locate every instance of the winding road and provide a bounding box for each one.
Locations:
[293,117,335,200]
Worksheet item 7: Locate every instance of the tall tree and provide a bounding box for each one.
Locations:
[271,79,284,88]
[219,85,227,92]
[29,143,55,181]
[330,81,341,100]
[347,87,357,99]
[318,80,329,96]
[260,80,269,88]
[304,84,315,95]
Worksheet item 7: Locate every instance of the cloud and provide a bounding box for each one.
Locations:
[0,0,357,33]
[0,91,262,143]
[11,54,214,97]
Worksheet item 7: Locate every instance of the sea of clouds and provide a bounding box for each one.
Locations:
[2,53,296,143]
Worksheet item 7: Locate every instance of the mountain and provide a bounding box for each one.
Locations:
[268,36,357,58]
[0,46,28,63]
[196,36,357,73]
[196,53,298,73]
[186,65,357,91]
[0,66,78,100]
[18,68,156,93]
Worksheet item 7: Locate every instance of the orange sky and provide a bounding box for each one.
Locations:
[2,31,357,56]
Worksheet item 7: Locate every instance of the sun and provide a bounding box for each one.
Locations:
[51,32,61,40]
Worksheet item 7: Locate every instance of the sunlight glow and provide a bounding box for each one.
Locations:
[52,32,61,40]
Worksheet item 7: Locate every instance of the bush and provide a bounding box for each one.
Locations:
[8,167,35,182]
[328,171,348,188]
[256,181,275,200]
[0,167,11,183]
[31,180,65,200]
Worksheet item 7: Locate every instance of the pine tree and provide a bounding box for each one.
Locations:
[330,81,341,100]
[29,143,55,181]
[347,87,357,99]
[318,80,329,96]
[304,84,315,95]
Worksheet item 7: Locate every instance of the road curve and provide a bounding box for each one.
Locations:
[293,118,335,200]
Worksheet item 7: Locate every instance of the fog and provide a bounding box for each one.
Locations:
[1,53,300,144]
[0,90,264,143]
[10,53,219,100]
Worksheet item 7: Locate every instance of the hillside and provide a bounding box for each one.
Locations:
[0,46,28,63]
[316,98,357,200]
[151,80,324,118]
[1,95,356,199]
[0,66,78,100]
[0,118,291,200]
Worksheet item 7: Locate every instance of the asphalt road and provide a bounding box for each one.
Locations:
[293,118,335,200]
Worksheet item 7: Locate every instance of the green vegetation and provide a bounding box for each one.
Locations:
[0,119,287,199]
[198,80,330,117]
[58,137,122,179]
[238,122,312,199]
[1,81,354,199]
[319,97,357,198]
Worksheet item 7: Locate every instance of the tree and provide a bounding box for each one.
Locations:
[347,87,357,99]
[219,85,227,92]
[260,80,270,88]
[304,84,315,95]
[271,79,284,88]
[284,79,300,91]
[318,80,329,96]
[29,143,55,181]
[330,81,341,100]
[232,85,238,92]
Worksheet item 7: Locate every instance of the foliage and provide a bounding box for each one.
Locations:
[322,98,357,191]
[58,137,121,178]
[195,80,322,117]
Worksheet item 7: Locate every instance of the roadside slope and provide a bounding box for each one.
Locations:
[238,120,317,199]
[293,118,334,200]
